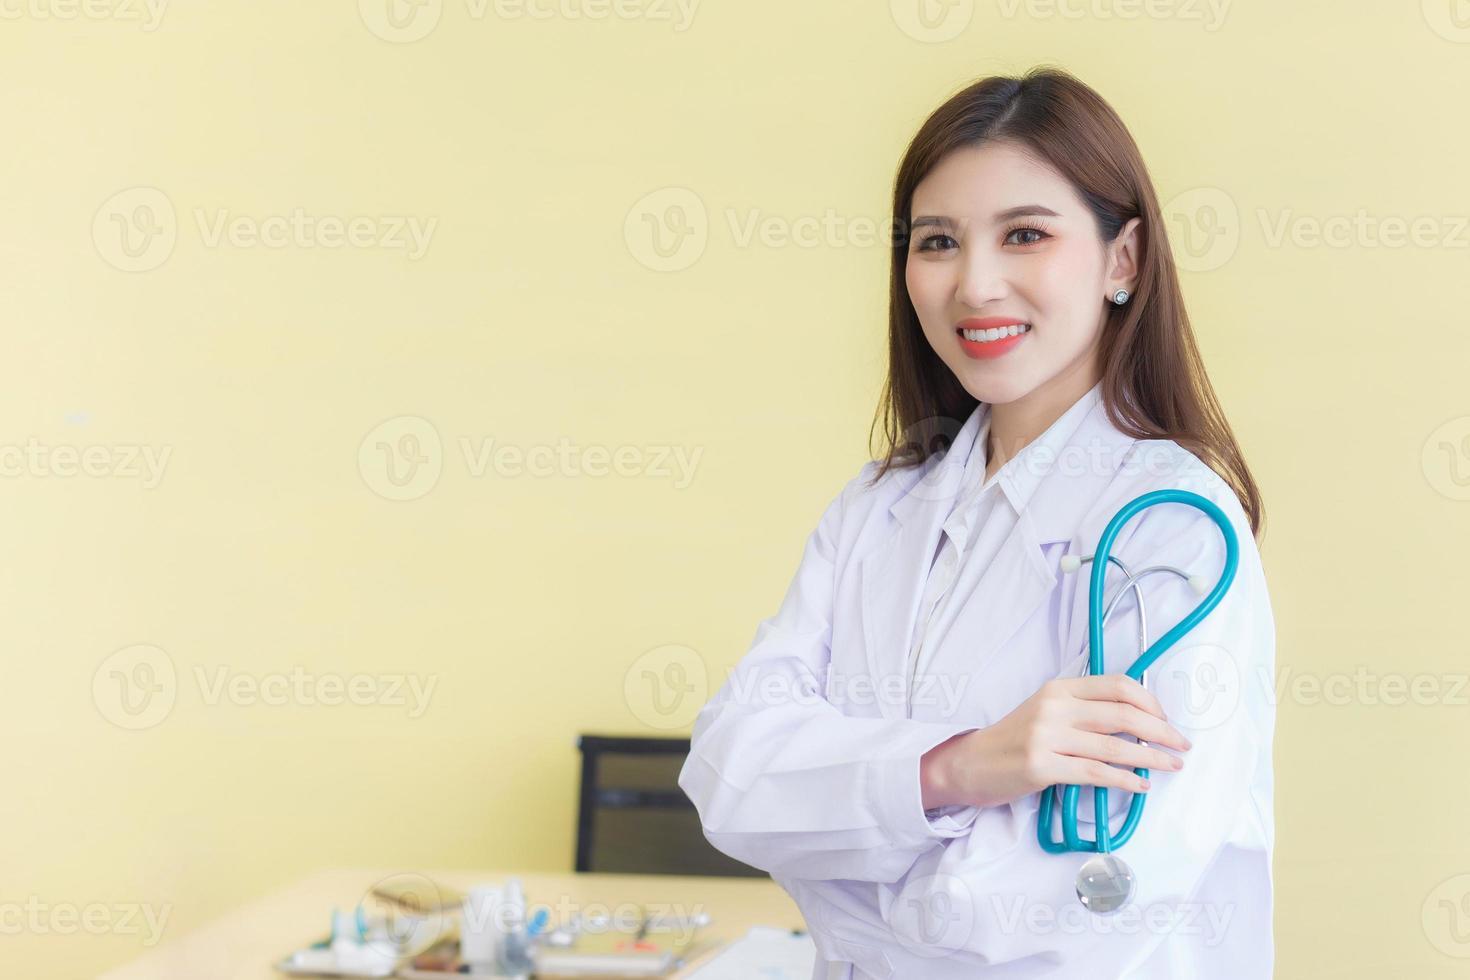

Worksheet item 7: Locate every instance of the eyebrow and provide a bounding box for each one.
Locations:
[910,204,1062,228]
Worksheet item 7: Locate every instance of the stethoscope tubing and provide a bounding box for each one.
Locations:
[1038,488,1240,855]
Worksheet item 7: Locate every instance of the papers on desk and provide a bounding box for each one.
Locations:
[685,926,814,979]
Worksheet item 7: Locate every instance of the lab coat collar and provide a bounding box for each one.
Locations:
[889,380,1116,538]
[996,381,1104,518]
[949,382,1105,538]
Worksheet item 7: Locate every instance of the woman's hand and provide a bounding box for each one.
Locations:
[919,675,1193,811]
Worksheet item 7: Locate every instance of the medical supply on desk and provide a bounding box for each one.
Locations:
[531,938,674,976]
[460,883,504,970]
[275,876,540,979]
[274,876,715,979]
[275,904,438,977]
[370,877,467,916]
[530,908,708,977]
[1039,488,1240,916]
[275,910,399,977]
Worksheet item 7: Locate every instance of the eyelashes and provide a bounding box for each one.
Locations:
[1002,219,1053,246]
[913,220,1054,253]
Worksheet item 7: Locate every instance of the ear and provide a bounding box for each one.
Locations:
[1107,216,1143,297]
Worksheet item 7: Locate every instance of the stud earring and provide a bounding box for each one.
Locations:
[1111,288,1130,305]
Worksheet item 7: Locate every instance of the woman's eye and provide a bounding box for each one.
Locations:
[916,234,957,252]
[1005,226,1048,246]
[915,226,1049,252]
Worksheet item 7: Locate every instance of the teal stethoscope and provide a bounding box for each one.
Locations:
[1036,488,1240,916]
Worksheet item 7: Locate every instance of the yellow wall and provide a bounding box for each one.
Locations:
[1,2,1467,976]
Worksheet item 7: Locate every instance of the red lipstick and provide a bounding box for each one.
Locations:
[955,317,1031,360]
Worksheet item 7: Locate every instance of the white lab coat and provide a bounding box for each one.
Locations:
[677,389,1275,979]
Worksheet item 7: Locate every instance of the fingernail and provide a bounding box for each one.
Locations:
[1140,779,1151,790]
[1172,757,1184,770]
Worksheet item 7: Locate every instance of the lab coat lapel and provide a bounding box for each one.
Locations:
[925,504,1056,701]
[857,407,982,719]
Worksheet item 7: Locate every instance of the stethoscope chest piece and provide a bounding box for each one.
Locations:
[1075,853,1135,916]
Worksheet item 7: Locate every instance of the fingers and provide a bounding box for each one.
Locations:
[1058,730,1185,775]
[1060,676,1192,751]
[1073,700,1192,752]
[1069,673,1167,720]
[1055,755,1152,796]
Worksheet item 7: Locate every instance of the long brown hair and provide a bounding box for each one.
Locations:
[868,65,1264,538]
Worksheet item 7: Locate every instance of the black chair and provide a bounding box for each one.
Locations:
[574,734,766,877]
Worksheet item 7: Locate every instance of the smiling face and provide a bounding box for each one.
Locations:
[904,140,1140,409]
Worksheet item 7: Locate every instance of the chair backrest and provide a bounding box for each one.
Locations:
[574,734,765,877]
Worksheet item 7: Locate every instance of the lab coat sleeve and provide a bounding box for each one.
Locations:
[677,466,984,883]
[880,477,1275,970]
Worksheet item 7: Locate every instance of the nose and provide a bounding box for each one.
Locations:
[953,252,1008,311]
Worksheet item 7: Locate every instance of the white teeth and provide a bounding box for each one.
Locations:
[961,323,1030,343]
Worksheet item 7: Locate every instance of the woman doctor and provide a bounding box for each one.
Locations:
[677,66,1274,979]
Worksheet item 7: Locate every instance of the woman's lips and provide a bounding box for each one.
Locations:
[955,320,1031,360]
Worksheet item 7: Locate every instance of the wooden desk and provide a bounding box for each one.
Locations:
[98,869,806,980]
